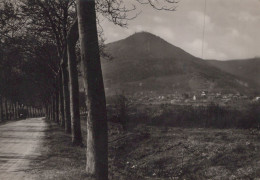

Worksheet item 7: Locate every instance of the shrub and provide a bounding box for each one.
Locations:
[107,96,260,129]
[129,102,260,129]
[107,94,130,131]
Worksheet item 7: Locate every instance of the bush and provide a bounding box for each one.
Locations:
[122,102,260,129]
[107,94,130,131]
[237,102,260,129]
[106,95,260,130]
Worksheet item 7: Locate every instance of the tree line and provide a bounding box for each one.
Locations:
[0,0,177,179]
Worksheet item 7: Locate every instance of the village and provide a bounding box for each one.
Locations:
[129,91,259,106]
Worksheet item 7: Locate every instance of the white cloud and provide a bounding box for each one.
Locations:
[123,25,175,41]
[185,38,227,60]
[206,48,227,60]
[226,27,251,43]
[101,0,260,60]
[184,38,206,58]
[188,11,215,31]
[229,28,240,37]
[134,25,145,32]
[152,16,165,23]
[151,27,175,40]
[123,25,145,35]
[237,11,259,22]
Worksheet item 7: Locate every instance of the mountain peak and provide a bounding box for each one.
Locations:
[107,31,188,59]
[125,31,168,45]
[127,31,159,39]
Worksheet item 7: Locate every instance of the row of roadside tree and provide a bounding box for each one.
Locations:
[0,0,177,179]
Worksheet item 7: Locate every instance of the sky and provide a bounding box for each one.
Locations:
[100,0,260,60]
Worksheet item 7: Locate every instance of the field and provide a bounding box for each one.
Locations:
[107,125,260,179]
[27,113,260,180]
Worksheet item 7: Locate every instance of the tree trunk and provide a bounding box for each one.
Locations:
[42,107,45,117]
[5,99,8,120]
[28,106,31,118]
[48,105,50,120]
[9,103,12,120]
[14,104,16,119]
[25,106,28,119]
[55,84,60,124]
[31,107,33,118]
[52,96,55,121]
[11,103,15,119]
[10,104,12,119]
[18,104,21,119]
[48,104,51,120]
[59,71,65,127]
[15,102,18,119]
[12,104,15,119]
[50,105,52,120]
[32,107,34,118]
[32,107,34,117]
[67,20,82,144]
[61,51,71,133]
[0,95,3,121]
[47,105,48,119]
[30,107,33,118]
[45,105,48,119]
[76,0,108,179]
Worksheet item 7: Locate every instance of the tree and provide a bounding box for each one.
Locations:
[0,0,55,120]
[21,0,79,135]
[76,0,177,178]
[67,19,82,144]
[76,0,108,178]
[0,95,3,121]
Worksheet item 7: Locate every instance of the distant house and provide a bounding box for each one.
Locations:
[158,96,165,100]
[253,97,260,102]
[216,92,221,97]
[201,91,207,97]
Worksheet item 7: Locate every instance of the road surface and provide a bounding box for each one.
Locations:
[0,118,47,180]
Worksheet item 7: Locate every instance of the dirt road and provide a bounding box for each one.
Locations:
[0,118,47,180]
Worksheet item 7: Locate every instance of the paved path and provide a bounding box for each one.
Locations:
[0,118,47,180]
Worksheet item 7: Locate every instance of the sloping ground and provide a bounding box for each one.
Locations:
[109,125,260,179]
[208,58,260,88]
[101,57,249,95]
[26,119,260,180]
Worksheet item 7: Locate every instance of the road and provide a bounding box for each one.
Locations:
[0,118,47,180]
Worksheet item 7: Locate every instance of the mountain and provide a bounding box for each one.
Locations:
[208,58,260,88]
[94,32,259,95]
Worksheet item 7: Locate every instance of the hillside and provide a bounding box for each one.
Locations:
[99,32,257,95]
[208,58,260,87]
